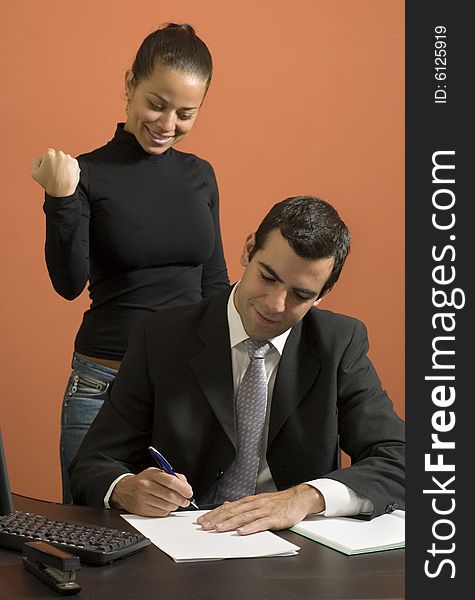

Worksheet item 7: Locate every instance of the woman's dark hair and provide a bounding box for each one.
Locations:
[249,196,351,298]
[130,23,213,89]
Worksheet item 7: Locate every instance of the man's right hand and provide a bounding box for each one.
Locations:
[110,468,194,516]
[31,148,80,197]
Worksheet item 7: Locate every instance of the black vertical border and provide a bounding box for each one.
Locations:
[406,2,471,598]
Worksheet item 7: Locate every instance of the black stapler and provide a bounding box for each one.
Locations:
[22,540,81,595]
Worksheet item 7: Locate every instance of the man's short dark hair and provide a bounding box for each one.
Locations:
[249,196,351,298]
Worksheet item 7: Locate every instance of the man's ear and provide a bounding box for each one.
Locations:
[312,291,329,308]
[239,233,256,267]
[313,285,333,307]
[125,70,135,98]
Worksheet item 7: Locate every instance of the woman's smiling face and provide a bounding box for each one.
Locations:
[124,63,208,154]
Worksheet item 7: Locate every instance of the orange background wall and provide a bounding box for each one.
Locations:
[0,0,404,502]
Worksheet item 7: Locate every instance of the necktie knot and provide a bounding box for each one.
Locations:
[244,339,271,360]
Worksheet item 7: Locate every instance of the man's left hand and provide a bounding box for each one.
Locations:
[196,484,325,535]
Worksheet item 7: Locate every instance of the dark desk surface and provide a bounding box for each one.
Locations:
[0,494,404,600]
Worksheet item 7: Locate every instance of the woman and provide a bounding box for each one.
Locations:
[31,23,229,502]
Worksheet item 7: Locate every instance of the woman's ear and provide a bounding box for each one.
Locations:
[124,70,135,98]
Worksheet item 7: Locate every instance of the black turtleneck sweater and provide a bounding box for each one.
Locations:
[43,124,229,360]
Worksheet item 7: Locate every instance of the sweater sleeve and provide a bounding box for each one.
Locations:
[199,160,230,296]
[42,157,90,300]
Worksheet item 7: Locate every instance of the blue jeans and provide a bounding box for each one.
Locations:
[60,353,118,504]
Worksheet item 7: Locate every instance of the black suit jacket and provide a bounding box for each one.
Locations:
[70,288,405,517]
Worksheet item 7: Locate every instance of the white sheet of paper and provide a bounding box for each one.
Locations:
[121,510,300,562]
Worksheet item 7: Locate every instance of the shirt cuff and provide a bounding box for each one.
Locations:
[305,478,374,517]
[104,473,134,508]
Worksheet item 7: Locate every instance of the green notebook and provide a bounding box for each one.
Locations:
[290,510,405,555]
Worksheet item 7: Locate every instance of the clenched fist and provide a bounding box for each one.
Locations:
[31,148,80,197]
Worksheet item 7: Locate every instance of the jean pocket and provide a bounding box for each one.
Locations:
[67,371,109,399]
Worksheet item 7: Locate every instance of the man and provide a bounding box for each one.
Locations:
[70,196,405,535]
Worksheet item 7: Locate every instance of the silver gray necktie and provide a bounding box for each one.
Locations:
[217,339,271,502]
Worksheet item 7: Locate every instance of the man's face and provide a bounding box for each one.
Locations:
[234,229,335,340]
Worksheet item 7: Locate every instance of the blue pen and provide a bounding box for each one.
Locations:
[148,446,199,509]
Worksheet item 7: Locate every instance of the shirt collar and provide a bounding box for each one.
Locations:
[227,283,292,356]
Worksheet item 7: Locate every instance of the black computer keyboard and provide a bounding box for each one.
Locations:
[0,510,151,564]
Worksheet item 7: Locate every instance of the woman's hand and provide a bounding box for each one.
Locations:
[31,148,80,197]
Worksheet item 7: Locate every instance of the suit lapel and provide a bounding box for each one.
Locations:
[188,289,237,448]
[268,318,321,446]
